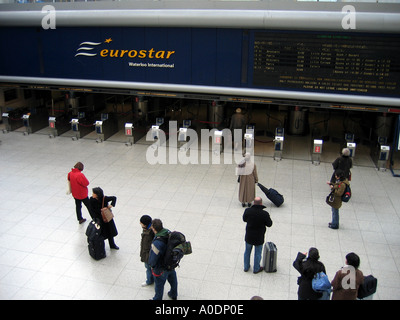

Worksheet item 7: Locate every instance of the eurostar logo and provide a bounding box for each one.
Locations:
[75,39,110,57]
[74,38,175,60]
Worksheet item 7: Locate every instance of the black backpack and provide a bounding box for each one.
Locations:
[160,231,192,271]
[341,184,351,202]
[357,275,377,299]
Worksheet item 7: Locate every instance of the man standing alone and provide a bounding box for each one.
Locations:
[243,197,273,273]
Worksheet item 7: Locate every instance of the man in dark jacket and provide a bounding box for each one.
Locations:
[148,219,178,300]
[242,197,273,273]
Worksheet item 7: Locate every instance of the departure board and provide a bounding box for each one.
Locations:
[253,32,400,97]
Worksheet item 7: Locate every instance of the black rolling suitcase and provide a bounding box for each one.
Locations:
[86,220,106,260]
[257,183,284,207]
[262,242,277,272]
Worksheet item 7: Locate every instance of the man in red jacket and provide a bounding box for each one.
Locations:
[67,162,92,224]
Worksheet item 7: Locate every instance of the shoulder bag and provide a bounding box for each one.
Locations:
[312,272,332,292]
[101,196,114,223]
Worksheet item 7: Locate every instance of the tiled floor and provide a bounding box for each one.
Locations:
[0,128,400,300]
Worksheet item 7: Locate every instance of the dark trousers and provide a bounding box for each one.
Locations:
[74,197,92,221]
[153,270,178,300]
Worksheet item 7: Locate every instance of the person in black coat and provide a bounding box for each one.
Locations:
[242,197,273,273]
[330,148,352,183]
[90,187,119,250]
[293,247,326,300]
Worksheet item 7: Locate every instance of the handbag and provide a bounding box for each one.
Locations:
[326,191,335,206]
[101,196,114,223]
[66,180,71,195]
[312,272,332,292]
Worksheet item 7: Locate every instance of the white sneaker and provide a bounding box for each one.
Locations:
[141,281,150,287]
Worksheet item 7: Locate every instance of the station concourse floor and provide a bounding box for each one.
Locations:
[1,128,400,300]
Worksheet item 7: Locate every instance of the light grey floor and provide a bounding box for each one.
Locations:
[0,127,399,300]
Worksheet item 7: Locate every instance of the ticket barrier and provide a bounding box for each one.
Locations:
[372,137,390,171]
[178,120,191,152]
[95,114,118,143]
[244,125,254,151]
[70,118,93,141]
[148,117,166,142]
[377,145,390,171]
[347,142,356,158]
[2,113,21,133]
[149,125,160,141]
[22,111,48,135]
[214,130,223,155]
[244,133,253,150]
[345,133,356,158]
[312,139,323,165]
[273,127,284,161]
[48,115,70,138]
[124,123,134,146]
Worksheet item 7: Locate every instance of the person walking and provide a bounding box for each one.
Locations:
[89,187,119,250]
[140,215,155,287]
[148,219,178,300]
[330,148,352,183]
[293,247,327,300]
[67,162,92,224]
[242,197,273,273]
[237,153,258,207]
[326,169,349,229]
[331,252,364,300]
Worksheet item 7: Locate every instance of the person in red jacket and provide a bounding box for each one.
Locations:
[67,162,92,224]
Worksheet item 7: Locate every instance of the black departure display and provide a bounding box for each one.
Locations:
[253,32,400,97]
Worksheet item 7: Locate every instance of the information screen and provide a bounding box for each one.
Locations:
[253,32,400,97]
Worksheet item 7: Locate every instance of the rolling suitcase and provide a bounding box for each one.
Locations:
[257,183,284,207]
[86,220,106,260]
[262,242,277,272]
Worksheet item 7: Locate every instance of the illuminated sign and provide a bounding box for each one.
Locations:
[75,38,176,70]
[253,31,400,97]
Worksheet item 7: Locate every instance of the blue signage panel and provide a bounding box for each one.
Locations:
[0,27,399,99]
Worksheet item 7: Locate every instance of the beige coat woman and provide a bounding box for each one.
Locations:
[237,154,258,207]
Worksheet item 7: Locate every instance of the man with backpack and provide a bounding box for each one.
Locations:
[148,219,178,300]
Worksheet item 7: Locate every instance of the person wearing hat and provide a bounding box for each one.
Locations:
[293,247,327,300]
[330,147,352,183]
[140,215,155,287]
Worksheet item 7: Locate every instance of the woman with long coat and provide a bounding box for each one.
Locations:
[90,187,119,250]
[293,247,327,300]
[237,153,258,207]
